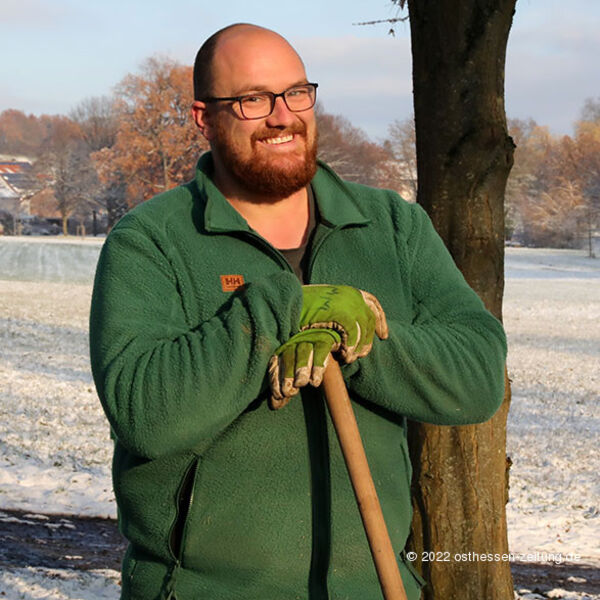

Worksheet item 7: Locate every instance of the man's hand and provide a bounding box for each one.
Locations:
[268,329,341,409]
[299,285,388,362]
[268,285,388,409]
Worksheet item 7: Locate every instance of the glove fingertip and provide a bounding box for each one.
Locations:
[310,364,325,387]
[376,318,389,340]
[294,366,311,388]
[270,394,291,410]
[282,377,299,398]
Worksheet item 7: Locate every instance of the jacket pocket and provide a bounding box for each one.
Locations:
[169,457,200,563]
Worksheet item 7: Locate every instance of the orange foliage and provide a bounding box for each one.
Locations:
[0,110,82,158]
[92,57,208,207]
[507,113,600,248]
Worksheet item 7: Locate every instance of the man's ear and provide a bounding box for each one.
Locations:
[191,101,214,140]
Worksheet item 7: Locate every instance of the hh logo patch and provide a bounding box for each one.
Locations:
[220,274,245,292]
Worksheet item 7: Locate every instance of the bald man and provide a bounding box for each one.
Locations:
[90,23,506,600]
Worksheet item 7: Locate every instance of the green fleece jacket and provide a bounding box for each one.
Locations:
[89,153,506,600]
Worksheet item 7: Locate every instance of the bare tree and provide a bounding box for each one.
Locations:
[385,117,418,201]
[70,96,118,152]
[315,104,400,190]
[92,150,129,233]
[580,96,600,124]
[38,140,98,235]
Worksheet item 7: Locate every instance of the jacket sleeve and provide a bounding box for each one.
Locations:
[89,223,302,459]
[346,203,507,425]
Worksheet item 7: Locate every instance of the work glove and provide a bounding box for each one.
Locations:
[268,328,342,410]
[299,285,388,362]
[268,285,388,409]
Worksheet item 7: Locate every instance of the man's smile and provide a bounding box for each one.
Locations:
[262,134,295,145]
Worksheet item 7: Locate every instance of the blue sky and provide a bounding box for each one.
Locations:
[1,0,599,141]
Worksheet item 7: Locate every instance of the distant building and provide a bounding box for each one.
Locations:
[0,160,34,217]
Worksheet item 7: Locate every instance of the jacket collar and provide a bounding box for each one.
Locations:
[195,152,370,234]
[311,161,370,227]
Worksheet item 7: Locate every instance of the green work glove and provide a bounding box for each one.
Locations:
[268,328,341,410]
[268,285,388,410]
[299,285,388,363]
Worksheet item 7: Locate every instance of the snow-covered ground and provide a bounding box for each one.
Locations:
[504,248,599,564]
[0,239,598,599]
[0,567,120,600]
[0,235,103,284]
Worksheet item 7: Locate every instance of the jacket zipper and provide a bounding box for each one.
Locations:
[169,457,200,563]
[242,231,295,274]
[305,225,342,283]
[243,222,343,284]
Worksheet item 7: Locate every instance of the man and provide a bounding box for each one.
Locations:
[90,23,506,600]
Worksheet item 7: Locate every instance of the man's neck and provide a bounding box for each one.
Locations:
[226,187,310,249]
[212,167,311,249]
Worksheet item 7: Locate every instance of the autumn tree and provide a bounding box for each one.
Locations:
[573,101,600,256]
[93,57,208,207]
[504,118,539,239]
[0,110,85,160]
[403,1,517,598]
[505,106,599,252]
[516,133,587,247]
[0,110,47,157]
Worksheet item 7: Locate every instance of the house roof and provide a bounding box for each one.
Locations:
[0,161,33,195]
[0,170,19,199]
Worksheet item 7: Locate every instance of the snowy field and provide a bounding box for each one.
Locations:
[503,249,600,600]
[0,238,598,599]
[504,248,599,563]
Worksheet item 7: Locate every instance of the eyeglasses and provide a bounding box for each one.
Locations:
[202,83,318,120]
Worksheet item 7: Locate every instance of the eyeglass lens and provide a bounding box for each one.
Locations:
[240,85,316,119]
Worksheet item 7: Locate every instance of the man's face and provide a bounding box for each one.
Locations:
[205,28,318,199]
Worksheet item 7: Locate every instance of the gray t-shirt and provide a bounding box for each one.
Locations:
[278,186,317,284]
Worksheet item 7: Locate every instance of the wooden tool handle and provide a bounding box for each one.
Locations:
[322,358,408,600]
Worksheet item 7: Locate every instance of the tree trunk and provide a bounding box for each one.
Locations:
[406,1,516,599]
[62,214,69,236]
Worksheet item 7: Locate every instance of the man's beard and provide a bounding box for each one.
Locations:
[212,118,318,200]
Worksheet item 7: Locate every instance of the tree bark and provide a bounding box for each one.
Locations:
[406,1,516,598]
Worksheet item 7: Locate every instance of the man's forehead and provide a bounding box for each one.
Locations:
[212,25,307,88]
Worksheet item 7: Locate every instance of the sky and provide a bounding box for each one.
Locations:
[1,0,599,142]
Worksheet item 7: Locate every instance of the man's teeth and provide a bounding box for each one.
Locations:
[263,134,294,145]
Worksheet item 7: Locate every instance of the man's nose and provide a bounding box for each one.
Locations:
[265,95,296,127]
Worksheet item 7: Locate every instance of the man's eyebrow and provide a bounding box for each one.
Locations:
[231,79,310,96]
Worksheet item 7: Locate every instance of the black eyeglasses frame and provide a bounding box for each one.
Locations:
[201,83,319,120]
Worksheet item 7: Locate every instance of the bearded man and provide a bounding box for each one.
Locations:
[90,23,506,600]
